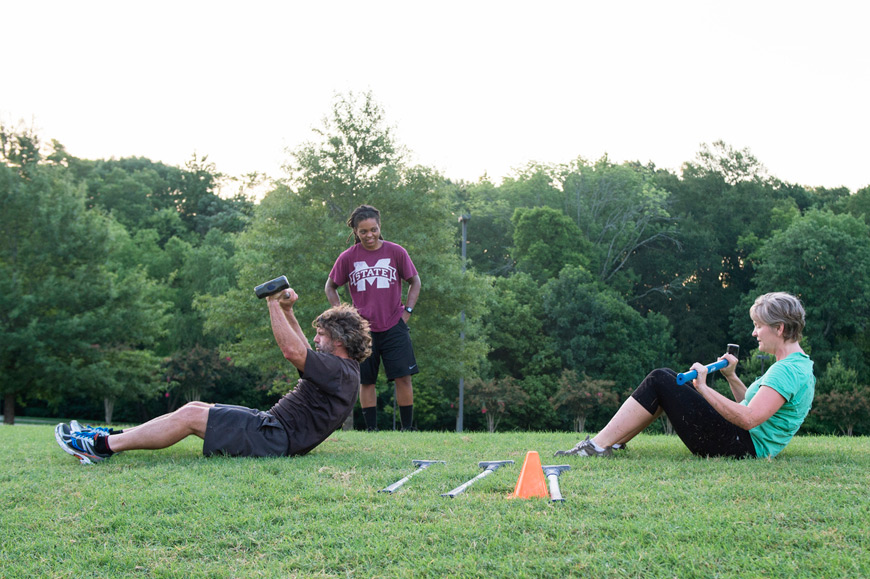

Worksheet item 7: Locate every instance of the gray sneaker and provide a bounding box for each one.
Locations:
[554,435,613,457]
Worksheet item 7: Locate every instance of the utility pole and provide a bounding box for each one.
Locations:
[457,214,470,432]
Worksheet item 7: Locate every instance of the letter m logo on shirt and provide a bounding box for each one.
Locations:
[349,259,397,291]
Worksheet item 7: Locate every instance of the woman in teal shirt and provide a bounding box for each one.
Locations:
[555,292,815,459]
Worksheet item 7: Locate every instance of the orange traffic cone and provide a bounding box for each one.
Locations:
[511,451,549,499]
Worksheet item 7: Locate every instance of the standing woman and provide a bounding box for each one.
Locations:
[326,205,421,431]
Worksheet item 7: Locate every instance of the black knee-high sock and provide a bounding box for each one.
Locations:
[399,405,414,431]
[362,407,378,431]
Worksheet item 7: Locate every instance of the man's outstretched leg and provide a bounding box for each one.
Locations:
[55,402,212,464]
[108,402,211,451]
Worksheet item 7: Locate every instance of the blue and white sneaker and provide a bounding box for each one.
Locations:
[54,423,112,465]
[69,420,118,435]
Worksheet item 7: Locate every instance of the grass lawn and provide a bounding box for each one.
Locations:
[2,424,868,578]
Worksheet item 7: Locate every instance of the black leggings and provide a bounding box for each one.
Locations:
[631,368,756,458]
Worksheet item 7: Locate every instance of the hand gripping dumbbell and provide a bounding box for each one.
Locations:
[254,275,290,299]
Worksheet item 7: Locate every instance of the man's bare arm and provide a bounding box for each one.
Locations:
[267,289,308,371]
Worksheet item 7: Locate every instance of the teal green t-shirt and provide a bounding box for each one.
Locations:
[740,352,815,458]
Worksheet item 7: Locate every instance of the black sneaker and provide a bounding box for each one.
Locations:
[554,435,613,457]
[54,424,112,465]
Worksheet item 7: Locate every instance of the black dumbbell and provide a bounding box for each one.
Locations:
[254,275,290,299]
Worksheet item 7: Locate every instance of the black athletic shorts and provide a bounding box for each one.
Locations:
[202,404,290,457]
[360,319,419,384]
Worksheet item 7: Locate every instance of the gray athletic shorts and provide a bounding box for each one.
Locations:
[202,404,290,457]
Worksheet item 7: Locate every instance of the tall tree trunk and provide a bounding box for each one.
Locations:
[104,397,115,425]
[3,392,15,425]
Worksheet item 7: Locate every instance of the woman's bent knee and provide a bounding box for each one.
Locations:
[632,368,677,414]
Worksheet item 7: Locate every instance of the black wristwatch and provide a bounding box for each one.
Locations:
[404,306,413,314]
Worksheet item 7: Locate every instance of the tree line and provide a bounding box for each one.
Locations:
[3,92,869,435]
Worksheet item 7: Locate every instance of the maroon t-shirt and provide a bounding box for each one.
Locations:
[329,241,417,332]
[269,350,359,456]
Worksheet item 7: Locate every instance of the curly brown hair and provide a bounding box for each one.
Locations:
[314,304,372,362]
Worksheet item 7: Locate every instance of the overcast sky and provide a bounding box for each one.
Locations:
[4,1,868,192]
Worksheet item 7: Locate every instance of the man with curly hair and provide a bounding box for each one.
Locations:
[55,287,372,464]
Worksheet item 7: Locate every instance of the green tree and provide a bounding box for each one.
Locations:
[512,374,561,430]
[481,273,560,380]
[83,154,255,416]
[688,140,770,186]
[806,186,851,211]
[497,163,564,210]
[813,389,870,436]
[450,177,516,276]
[511,206,591,283]
[78,348,163,424]
[541,266,677,388]
[561,157,678,286]
[812,355,870,436]
[0,129,166,423]
[838,185,870,225]
[76,262,169,421]
[288,91,404,218]
[549,369,618,433]
[164,344,228,403]
[78,157,186,237]
[750,210,870,372]
[457,158,678,286]
[180,154,255,236]
[465,376,529,433]
[80,153,254,242]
